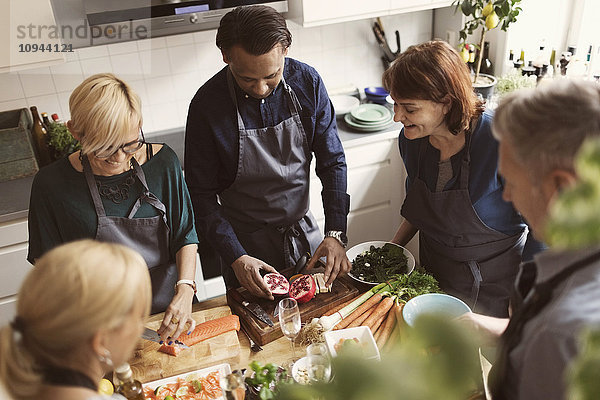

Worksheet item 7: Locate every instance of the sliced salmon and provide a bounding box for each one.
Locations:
[178,314,240,347]
[157,315,240,357]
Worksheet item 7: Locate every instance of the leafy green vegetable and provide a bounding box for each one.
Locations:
[46,121,81,160]
[245,361,289,400]
[569,329,600,400]
[351,243,409,283]
[388,268,442,303]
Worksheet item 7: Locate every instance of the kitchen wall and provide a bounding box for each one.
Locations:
[0,11,433,134]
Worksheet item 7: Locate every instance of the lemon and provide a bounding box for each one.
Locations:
[460,47,470,63]
[98,379,114,395]
[485,12,500,29]
[482,2,494,17]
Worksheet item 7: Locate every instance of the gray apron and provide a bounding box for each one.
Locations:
[82,155,176,314]
[219,70,321,288]
[401,132,527,317]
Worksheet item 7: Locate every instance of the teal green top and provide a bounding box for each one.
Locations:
[27,145,198,263]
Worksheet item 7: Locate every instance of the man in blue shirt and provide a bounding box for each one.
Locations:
[185,5,351,299]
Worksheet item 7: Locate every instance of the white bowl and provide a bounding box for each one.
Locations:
[291,356,310,385]
[324,326,380,361]
[402,293,472,327]
[346,241,416,285]
[330,95,360,116]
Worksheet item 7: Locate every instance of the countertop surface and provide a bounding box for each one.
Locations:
[0,119,402,224]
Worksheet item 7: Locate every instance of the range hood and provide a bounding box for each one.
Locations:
[50,0,288,49]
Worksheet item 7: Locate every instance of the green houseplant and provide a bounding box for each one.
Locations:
[452,0,523,87]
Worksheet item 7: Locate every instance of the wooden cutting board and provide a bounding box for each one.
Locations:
[227,273,359,346]
[128,306,240,383]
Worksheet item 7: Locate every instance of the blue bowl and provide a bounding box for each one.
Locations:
[364,86,389,97]
[402,293,471,327]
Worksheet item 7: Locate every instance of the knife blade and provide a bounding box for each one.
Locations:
[228,289,274,327]
[243,300,274,326]
[141,327,189,348]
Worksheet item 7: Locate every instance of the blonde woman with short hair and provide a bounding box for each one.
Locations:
[27,73,199,340]
[0,240,151,400]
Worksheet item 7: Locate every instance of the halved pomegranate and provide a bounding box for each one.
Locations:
[263,273,290,296]
[289,274,317,304]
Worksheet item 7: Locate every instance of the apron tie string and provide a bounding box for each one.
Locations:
[278,223,302,268]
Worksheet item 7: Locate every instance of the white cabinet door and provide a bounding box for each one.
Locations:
[289,0,390,27]
[0,0,66,73]
[0,218,30,326]
[389,0,452,14]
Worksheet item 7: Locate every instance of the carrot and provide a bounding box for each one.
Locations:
[324,294,362,316]
[383,303,404,352]
[376,305,397,349]
[346,305,377,329]
[363,296,395,332]
[335,293,383,330]
[367,311,387,335]
[178,314,240,346]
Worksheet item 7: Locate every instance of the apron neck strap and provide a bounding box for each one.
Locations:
[81,154,107,217]
[126,158,168,222]
[226,66,300,129]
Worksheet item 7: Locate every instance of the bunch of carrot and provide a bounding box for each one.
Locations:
[326,290,403,351]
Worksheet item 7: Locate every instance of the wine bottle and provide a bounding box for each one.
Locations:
[30,106,52,167]
[114,364,145,400]
[479,41,494,75]
[41,112,51,130]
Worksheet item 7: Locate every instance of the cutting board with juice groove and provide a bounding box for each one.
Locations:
[226,270,359,346]
[128,306,240,383]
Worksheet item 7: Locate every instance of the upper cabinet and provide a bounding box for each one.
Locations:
[0,0,65,74]
[287,0,453,27]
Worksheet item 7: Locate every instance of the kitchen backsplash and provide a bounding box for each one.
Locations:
[0,11,432,134]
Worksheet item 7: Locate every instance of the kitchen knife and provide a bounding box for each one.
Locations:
[141,327,189,348]
[228,289,274,327]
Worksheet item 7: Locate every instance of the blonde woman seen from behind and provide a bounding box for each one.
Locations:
[0,240,152,400]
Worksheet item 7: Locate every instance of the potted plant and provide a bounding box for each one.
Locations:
[452,0,523,99]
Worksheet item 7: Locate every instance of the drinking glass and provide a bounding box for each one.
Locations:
[307,354,332,383]
[278,297,301,359]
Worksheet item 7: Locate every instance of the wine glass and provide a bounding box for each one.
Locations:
[278,297,301,360]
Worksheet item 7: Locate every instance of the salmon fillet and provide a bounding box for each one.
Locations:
[179,314,240,346]
[157,315,240,356]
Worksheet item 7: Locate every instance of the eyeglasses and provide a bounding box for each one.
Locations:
[94,130,146,159]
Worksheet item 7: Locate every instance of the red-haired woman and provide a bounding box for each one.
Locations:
[384,40,544,317]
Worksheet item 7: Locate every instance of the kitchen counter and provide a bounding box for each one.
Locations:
[0,122,402,224]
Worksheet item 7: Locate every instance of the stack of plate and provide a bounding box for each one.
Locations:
[344,104,393,132]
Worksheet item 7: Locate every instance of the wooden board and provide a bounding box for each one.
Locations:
[227,273,359,346]
[128,306,240,383]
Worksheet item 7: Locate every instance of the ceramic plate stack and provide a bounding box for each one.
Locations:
[344,104,393,132]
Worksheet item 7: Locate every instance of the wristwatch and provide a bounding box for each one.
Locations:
[325,230,348,248]
[175,279,197,295]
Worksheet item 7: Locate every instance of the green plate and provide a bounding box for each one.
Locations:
[350,104,391,123]
[344,113,394,132]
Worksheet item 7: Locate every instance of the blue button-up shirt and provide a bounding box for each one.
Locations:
[185,58,350,266]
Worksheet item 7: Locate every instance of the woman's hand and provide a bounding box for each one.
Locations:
[456,312,509,346]
[157,285,196,343]
[306,237,352,287]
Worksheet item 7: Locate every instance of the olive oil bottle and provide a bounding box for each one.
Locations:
[114,363,145,400]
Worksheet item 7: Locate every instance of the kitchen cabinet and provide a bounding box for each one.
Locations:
[0,0,65,73]
[309,130,409,251]
[0,218,32,325]
[287,0,452,27]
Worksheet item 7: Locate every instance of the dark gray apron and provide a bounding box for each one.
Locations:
[401,132,527,317]
[82,155,176,314]
[489,249,600,399]
[219,70,321,288]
